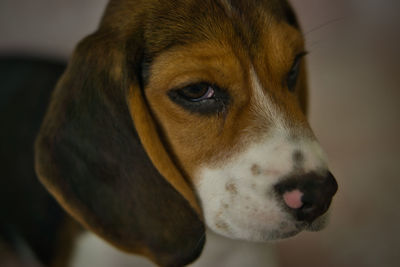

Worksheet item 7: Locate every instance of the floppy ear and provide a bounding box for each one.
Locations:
[34,28,205,267]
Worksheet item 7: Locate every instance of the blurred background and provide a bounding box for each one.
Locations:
[1,0,399,266]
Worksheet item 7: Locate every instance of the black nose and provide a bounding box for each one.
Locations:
[274,172,338,222]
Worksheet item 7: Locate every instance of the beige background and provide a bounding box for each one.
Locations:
[279,1,400,267]
[1,0,399,266]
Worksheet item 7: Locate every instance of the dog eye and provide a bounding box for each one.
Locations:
[177,83,215,102]
[287,53,306,92]
[168,82,230,115]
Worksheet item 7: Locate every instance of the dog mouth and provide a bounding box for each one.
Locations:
[289,211,330,233]
[266,215,328,241]
[304,212,329,231]
[267,208,332,240]
[289,213,329,235]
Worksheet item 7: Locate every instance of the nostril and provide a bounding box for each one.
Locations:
[300,193,314,208]
[297,193,321,221]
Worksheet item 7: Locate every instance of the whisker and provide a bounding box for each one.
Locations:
[303,17,345,37]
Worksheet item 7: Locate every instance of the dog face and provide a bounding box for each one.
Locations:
[35,0,337,266]
[144,1,337,241]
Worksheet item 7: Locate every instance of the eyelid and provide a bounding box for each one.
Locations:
[289,51,307,71]
[169,80,204,92]
[295,51,308,62]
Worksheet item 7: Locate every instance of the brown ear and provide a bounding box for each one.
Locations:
[34,23,205,267]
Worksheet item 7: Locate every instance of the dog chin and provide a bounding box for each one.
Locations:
[271,214,330,240]
[207,220,301,243]
[210,213,330,243]
[269,216,329,241]
[305,213,330,232]
[214,226,303,243]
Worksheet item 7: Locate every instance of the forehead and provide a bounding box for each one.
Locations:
[143,0,302,59]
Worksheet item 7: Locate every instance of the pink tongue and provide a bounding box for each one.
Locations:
[283,190,303,209]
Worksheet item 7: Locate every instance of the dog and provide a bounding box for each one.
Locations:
[1,0,338,266]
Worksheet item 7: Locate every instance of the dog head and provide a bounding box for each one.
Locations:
[35,0,338,266]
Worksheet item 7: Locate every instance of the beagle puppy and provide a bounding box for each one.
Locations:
[33,0,338,266]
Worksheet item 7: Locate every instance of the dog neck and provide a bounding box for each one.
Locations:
[70,230,278,267]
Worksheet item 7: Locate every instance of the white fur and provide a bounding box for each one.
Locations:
[70,68,329,266]
[70,230,278,267]
[195,67,329,241]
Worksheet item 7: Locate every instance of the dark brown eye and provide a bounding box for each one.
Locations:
[287,53,306,92]
[177,83,215,101]
[168,82,229,115]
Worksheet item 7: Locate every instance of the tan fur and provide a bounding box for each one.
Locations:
[145,41,253,179]
[143,20,308,182]
[34,0,312,265]
[128,86,202,215]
